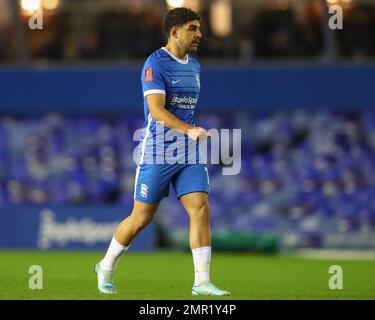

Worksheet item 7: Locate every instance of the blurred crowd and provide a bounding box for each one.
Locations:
[1,111,375,246]
[0,0,374,63]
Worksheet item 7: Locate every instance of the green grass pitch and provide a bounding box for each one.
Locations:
[0,250,374,300]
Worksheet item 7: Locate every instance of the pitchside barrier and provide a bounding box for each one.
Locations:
[0,205,155,250]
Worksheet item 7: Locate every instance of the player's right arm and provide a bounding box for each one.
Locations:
[146,93,208,142]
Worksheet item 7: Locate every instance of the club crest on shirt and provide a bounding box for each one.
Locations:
[144,67,153,82]
[195,74,200,89]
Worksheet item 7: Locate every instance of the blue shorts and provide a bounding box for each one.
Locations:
[134,163,210,204]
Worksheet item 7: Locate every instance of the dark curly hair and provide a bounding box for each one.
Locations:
[164,7,200,37]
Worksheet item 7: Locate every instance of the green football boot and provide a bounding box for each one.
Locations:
[192,283,230,296]
[95,263,117,294]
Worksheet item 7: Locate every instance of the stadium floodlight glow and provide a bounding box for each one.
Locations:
[20,0,41,12]
[166,0,185,8]
[42,0,59,10]
[210,0,232,37]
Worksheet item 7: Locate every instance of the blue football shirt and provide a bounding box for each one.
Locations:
[138,47,201,165]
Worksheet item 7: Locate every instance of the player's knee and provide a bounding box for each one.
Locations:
[191,201,210,221]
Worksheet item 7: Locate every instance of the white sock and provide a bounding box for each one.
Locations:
[100,237,130,272]
[192,246,211,286]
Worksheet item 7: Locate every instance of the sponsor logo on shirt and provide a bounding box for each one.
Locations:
[170,95,198,105]
[170,95,198,109]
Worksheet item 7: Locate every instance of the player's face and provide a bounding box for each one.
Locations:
[177,20,202,52]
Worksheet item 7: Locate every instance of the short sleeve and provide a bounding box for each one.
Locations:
[141,59,166,98]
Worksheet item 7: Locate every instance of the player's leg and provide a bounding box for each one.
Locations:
[113,200,159,246]
[179,191,211,249]
[96,164,170,294]
[100,200,159,272]
[180,192,229,296]
[95,200,159,294]
[174,164,230,296]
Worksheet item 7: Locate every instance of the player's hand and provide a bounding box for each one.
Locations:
[187,126,210,142]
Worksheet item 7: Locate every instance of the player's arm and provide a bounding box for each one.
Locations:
[146,93,208,142]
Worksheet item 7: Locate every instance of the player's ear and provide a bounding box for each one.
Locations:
[171,26,178,39]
